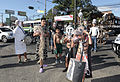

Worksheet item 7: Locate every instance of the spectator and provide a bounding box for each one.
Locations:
[53,27,63,64]
[33,18,49,73]
[62,26,74,72]
[89,20,99,52]
[13,20,29,63]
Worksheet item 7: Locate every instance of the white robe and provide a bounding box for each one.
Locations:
[13,26,27,54]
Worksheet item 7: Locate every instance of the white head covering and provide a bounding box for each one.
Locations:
[19,21,23,27]
[15,20,20,26]
[92,19,97,24]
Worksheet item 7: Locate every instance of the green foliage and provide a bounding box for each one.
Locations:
[46,9,53,19]
[46,0,101,21]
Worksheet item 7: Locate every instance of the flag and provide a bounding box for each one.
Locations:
[37,10,44,13]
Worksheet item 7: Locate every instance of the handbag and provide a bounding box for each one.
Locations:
[66,41,86,82]
[19,26,32,45]
[23,35,32,45]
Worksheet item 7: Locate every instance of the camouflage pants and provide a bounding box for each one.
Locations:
[35,41,40,58]
[38,43,48,60]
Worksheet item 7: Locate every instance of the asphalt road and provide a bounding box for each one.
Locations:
[0,36,120,82]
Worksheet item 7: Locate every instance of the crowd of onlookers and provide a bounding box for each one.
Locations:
[13,18,99,82]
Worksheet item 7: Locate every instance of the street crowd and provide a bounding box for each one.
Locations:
[13,17,99,82]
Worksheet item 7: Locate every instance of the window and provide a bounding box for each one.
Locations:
[0,28,12,32]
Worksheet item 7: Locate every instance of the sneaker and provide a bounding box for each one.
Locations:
[63,68,68,72]
[94,50,97,53]
[52,49,54,54]
[85,72,92,78]
[85,74,92,78]
[59,60,63,63]
[91,48,94,51]
[43,64,48,67]
[85,70,91,78]
[39,68,44,73]
[24,59,30,62]
[18,60,22,63]
[55,60,58,64]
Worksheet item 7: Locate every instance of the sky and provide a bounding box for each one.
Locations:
[0,0,120,23]
[92,0,120,17]
[0,0,55,22]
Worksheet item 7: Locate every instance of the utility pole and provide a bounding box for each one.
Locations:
[45,0,46,17]
[74,0,77,29]
[0,13,3,25]
[9,14,11,27]
[26,15,28,21]
[2,13,3,24]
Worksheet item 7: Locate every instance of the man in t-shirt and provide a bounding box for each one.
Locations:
[89,21,99,52]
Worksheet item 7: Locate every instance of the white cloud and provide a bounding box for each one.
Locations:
[98,6,120,11]
[98,6,120,17]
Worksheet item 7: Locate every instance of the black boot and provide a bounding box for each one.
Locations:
[63,67,68,72]
[52,49,54,54]
[85,70,92,78]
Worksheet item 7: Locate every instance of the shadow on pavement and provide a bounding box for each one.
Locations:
[0,53,35,58]
[92,74,120,82]
[92,54,115,64]
[91,54,120,71]
[0,44,11,48]
[44,57,56,65]
[44,63,65,73]
[0,54,17,58]
[27,52,36,55]
[92,62,120,71]
[43,56,65,72]
[0,60,37,69]
[0,56,65,70]
[97,48,112,52]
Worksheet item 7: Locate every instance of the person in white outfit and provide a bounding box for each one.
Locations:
[89,21,99,52]
[13,20,29,63]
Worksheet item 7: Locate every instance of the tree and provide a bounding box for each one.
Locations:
[46,0,101,21]
[52,0,74,15]
[46,6,61,20]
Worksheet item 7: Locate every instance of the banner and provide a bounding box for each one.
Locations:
[54,15,73,21]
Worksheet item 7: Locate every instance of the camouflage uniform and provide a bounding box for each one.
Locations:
[35,36,40,59]
[34,26,48,60]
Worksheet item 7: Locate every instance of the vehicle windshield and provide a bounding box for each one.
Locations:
[0,28,12,32]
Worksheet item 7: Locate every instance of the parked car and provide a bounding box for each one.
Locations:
[112,34,120,58]
[0,27,14,42]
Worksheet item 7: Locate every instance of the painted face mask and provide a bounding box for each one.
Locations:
[73,36,79,43]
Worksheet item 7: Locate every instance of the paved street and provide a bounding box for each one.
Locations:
[0,36,120,82]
